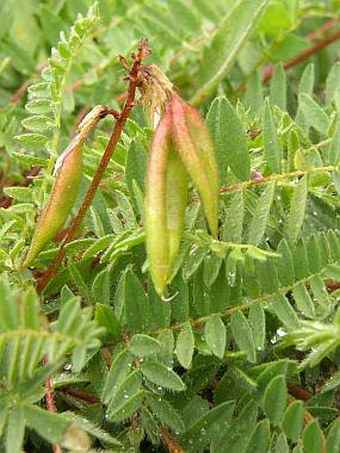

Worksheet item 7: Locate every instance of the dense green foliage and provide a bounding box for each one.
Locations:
[0,0,339,451]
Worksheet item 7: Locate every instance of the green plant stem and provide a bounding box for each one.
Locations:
[37,42,149,291]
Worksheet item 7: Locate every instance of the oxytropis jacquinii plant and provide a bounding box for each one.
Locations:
[22,41,218,295]
[138,64,219,295]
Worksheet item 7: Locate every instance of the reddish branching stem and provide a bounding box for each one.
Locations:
[37,38,150,291]
[262,27,340,82]
[64,388,100,404]
[158,426,184,453]
[42,356,61,453]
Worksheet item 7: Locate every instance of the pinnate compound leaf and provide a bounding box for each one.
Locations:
[176,321,195,369]
[263,375,287,426]
[204,314,226,358]
[141,360,186,391]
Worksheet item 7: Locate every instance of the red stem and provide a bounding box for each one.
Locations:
[262,27,340,82]
[37,40,149,291]
[42,356,61,453]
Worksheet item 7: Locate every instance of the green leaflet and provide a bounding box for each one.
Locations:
[263,375,287,426]
[204,314,226,358]
[176,321,195,369]
[270,63,286,111]
[22,105,110,268]
[206,97,250,182]
[303,420,323,453]
[191,0,269,105]
[141,360,186,391]
[263,99,282,173]
[285,175,308,245]
[247,182,275,245]
[230,310,256,362]
[282,400,303,442]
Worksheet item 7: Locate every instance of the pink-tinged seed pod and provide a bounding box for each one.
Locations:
[140,65,219,295]
[145,109,188,295]
[165,145,188,268]
[21,137,83,269]
[22,105,109,268]
[170,95,219,237]
[144,106,172,294]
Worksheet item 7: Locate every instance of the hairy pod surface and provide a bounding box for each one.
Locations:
[22,138,83,268]
[144,106,172,294]
[22,105,109,268]
[170,95,219,237]
[144,92,219,295]
[166,145,188,268]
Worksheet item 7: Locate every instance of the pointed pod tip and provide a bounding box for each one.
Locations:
[153,274,168,297]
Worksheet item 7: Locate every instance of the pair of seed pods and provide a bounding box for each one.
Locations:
[22,65,219,297]
[144,93,219,295]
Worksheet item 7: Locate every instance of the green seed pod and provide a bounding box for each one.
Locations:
[145,107,188,295]
[170,95,219,237]
[141,66,219,295]
[144,107,172,294]
[22,105,109,268]
[166,145,188,268]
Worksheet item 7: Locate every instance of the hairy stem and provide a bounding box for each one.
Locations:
[37,40,149,291]
[42,356,61,453]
